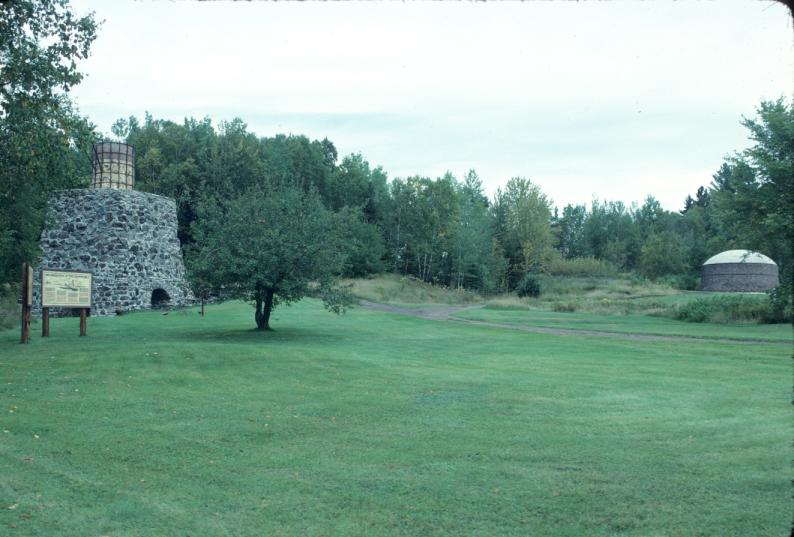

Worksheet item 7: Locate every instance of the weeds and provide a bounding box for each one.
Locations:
[0,283,18,331]
[342,274,482,305]
[674,295,778,324]
[547,256,618,278]
[484,275,785,324]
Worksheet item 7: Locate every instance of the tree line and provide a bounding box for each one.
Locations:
[1,0,791,327]
[97,102,794,325]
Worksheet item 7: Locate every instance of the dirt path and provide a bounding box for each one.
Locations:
[358,300,788,345]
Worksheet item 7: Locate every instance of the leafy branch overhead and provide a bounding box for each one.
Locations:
[0,0,99,283]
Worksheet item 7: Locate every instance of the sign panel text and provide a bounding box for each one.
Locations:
[42,270,92,308]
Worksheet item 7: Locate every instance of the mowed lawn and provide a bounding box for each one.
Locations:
[0,300,789,536]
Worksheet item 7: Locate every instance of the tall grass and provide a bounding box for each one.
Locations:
[674,295,782,324]
[485,274,784,324]
[344,273,786,325]
[342,274,482,305]
[0,283,18,331]
[487,275,687,316]
[546,256,618,277]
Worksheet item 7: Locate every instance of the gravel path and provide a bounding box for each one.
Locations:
[358,300,788,345]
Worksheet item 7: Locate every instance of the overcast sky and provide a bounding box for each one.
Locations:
[69,0,793,211]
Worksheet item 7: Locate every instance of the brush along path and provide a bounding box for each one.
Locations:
[358,300,787,345]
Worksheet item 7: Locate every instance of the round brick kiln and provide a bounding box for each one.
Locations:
[701,249,779,292]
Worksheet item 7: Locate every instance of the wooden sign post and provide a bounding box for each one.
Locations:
[41,269,92,337]
[20,263,32,344]
[42,307,49,337]
[79,308,87,336]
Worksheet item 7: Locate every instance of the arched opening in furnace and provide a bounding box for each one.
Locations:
[151,288,171,309]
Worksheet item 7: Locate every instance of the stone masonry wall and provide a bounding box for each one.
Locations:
[33,189,193,316]
[701,263,779,292]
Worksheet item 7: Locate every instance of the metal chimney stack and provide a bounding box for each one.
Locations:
[91,142,135,190]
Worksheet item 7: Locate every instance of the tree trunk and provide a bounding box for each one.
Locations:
[255,288,275,331]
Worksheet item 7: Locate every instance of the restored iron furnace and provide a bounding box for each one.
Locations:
[34,142,193,315]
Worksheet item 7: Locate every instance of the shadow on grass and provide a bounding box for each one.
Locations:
[169,325,346,346]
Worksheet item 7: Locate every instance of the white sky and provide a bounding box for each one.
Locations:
[70,0,793,211]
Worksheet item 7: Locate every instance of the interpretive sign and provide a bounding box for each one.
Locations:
[42,269,92,308]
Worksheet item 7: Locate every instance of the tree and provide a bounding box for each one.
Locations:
[188,184,351,330]
[335,208,386,277]
[259,134,336,200]
[493,177,554,284]
[326,153,372,212]
[634,196,665,239]
[638,231,686,280]
[1,0,97,114]
[710,99,793,318]
[451,170,497,291]
[0,0,98,283]
[385,174,459,282]
[583,199,640,270]
[554,204,588,258]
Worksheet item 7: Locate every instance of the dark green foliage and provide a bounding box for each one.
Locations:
[336,209,386,277]
[766,285,793,324]
[386,173,460,282]
[583,200,640,270]
[546,256,618,278]
[326,153,374,212]
[704,99,793,320]
[554,204,588,258]
[188,184,351,330]
[107,100,792,306]
[638,232,687,280]
[0,283,19,330]
[0,0,97,108]
[451,170,502,293]
[0,0,98,283]
[516,273,542,298]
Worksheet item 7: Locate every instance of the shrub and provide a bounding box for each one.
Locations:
[658,273,700,291]
[516,273,542,298]
[551,301,577,312]
[0,283,19,331]
[675,295,773,323]
[638,232,687,280]
[546,256,618,278]
[766,284,793,323]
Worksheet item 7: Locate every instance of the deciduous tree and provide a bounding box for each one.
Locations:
[189,184,351,330]
[0,0,98,283]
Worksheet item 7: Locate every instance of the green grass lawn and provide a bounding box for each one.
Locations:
[0,300,790,536]
[454,307,794,342]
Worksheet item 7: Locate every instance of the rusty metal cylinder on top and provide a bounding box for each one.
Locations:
[91,142,135,190]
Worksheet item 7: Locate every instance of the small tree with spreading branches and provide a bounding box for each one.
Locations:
[188,184,352,330]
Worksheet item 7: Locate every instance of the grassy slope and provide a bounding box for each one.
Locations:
[0,301,790,536]
[483,277,771,317]
[454,307,794,342]
[342,275,481,305]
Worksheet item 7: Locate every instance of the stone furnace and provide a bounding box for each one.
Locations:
[34,142,193,315]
